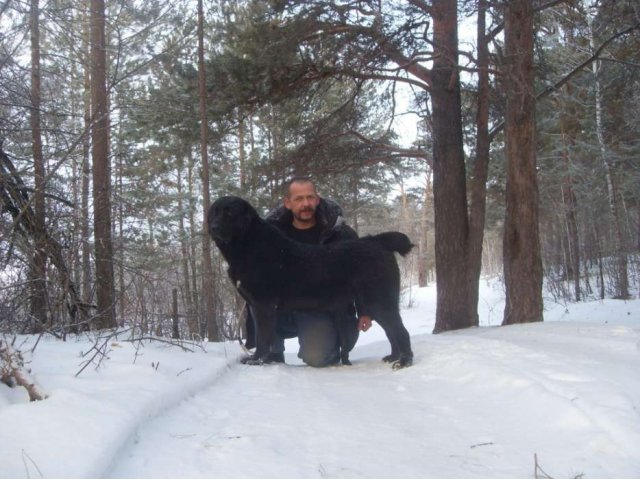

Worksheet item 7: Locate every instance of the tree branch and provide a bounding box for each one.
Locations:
[335,68,430,91]
[489,21,640,140]
[301,21,432,87]
[536,22,640,99]
[406,0,431,15]
[343,129,427,159]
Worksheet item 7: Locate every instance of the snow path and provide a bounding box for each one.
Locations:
[106,322,640,478]
[0,338,238,478]
[3,285,639,478]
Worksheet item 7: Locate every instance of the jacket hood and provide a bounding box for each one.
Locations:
[266,197,348,238]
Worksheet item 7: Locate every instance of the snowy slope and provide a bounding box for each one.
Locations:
[1,281,639,478]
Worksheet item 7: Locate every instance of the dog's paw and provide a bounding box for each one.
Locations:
[391,355,413,370]
[341,357,352,366]
[240,354,264,365]
[382,354,399,363]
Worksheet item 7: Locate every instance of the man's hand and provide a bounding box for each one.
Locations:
[358,315,372,332]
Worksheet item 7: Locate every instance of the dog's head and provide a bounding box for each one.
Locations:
[207,196,259,244]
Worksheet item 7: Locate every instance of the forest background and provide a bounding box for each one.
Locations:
[0,0,639,348]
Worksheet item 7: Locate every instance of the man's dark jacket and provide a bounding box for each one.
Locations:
[243,197,360,351]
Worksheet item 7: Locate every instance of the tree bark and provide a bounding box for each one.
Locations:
[560,131,581,301]
[91,0,116,329]
[177,155,196,336]
[418,168,432,288]
[466,0,490,328]
[30,0,48,327]
[81,3,92,305]
[238,111,247,191]
[186,149,201,334]
[172,288,180,340]
[637,189,640,252]
[502,0,543,325]
[116,105,125,323]
[431,0,471,333]
[198,0,220,341]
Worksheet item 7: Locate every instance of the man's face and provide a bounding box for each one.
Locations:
[284,181,320,226]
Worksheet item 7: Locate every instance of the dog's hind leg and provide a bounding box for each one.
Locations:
[376,309,413,369]
[378,320,399,363]
[334,328,351,366]
[332,312,354,366]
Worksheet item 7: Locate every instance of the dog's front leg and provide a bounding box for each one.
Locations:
[241,303,277,365]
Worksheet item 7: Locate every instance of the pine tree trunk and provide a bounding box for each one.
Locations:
[248,115,256,197]
[431,0,471,333]
[116,112,125,322]
[69,44,82,305]
[90,0,116,329]
[502,0,543,325]
[81,3,92,305]
[30,0,48,327]
[197,0,220,341]
[637,191,640,252]
[187,151,201,334]
[172,288,180,340]
[418,169,431,288]
[177,158,196,336]
[560,133,581,301]
[466,0,490,328]
[71,118,81,297]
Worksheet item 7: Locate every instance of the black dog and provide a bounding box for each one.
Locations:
[208,196,414,369]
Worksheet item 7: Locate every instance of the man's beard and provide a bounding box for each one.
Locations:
[293,207,316,224]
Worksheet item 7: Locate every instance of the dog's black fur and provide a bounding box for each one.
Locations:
[208,196,414,369]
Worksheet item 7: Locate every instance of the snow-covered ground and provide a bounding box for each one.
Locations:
[1,280,639,478]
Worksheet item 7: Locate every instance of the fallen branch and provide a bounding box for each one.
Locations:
[76,334,113,377]
[534,453,553,479]
[0,336,47,401]
[75,327,206,377]
[22,449,44,479]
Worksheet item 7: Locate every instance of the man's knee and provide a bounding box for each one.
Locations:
[294,311,340,367]
[299,347,339,368]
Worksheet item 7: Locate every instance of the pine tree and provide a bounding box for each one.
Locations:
[91,0,116,329]
[502,0,543,325]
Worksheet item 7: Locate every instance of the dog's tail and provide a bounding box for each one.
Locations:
[366,232,414,257]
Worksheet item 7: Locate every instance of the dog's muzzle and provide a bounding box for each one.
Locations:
[208,223,228,243]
